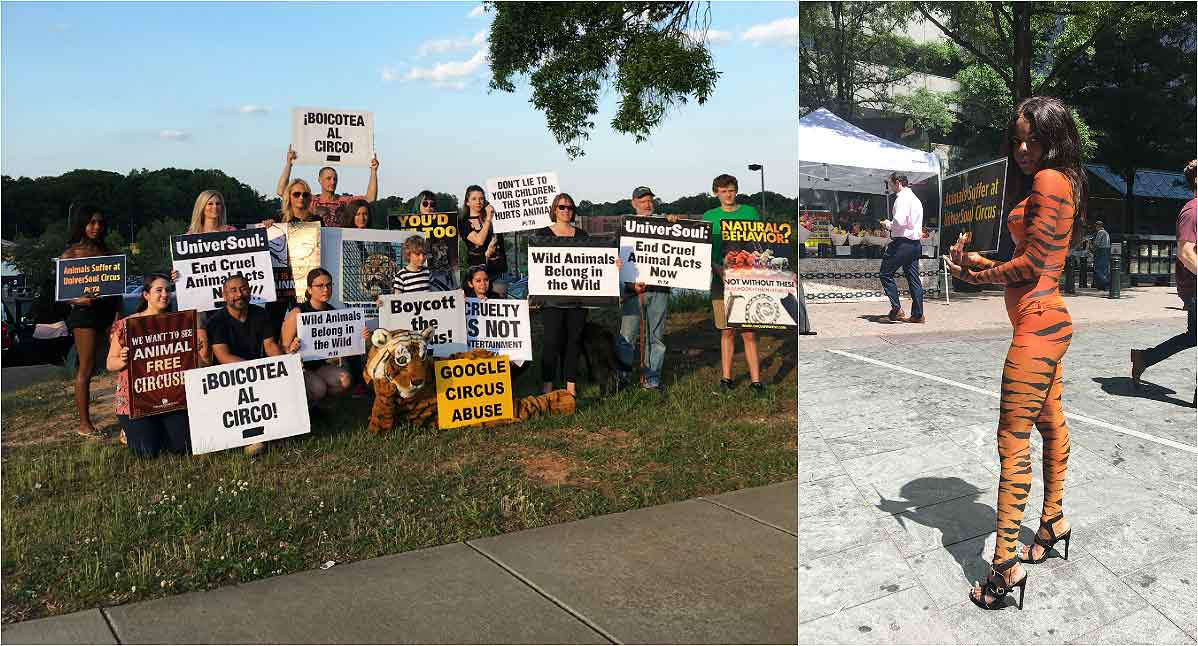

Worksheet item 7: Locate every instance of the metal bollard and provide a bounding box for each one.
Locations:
[1063,256,1077,294]
[1109,251,1121,299]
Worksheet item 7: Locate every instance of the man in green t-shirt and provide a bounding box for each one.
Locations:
[702,174,763,396]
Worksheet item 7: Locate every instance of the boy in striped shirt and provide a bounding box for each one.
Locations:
[394,235,431,293]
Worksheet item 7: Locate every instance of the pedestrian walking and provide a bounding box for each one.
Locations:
[1090,221,1111,289]
[878,173,926,323]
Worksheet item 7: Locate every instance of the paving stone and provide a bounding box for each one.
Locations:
[705,480,797,534]
[798,450,845,484]
[840,442,977,498]
[1069,606,1196,645]
[799,502,891,564]
[1123,550,1198,639]
[470,499,797,645]
[0,609,116,645]
[879,491,998,558]
[798,540,917,623]
[848,459,996,518]
[1077,502,1198,577]
[799,474,870,518]
[824,424,943,460]
[797,586,955,645]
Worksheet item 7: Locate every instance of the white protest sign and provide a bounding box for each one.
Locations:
[171,229,277,312]
[297,308,366,361]
[485,172,558,233]
[527,238,620,306]
[464,298,532,363]
[379,290,467,357]
[184,354,310,454]
[291,107,374,167]
[618,216,713,290]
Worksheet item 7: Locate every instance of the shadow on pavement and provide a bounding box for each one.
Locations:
[857,314,903,325]
[1092,376,1195,408]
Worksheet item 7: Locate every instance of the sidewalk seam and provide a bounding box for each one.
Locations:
[98,606,122,644]
[697,498,798,537]
[463,541,622,645]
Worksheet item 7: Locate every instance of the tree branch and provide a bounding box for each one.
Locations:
[1035,3,1135,92]
[914,2,1013,89]
[990,2,1008,44]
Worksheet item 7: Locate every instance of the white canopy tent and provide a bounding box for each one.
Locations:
[799,108,940,194]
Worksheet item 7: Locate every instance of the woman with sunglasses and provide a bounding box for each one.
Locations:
[61,205,122,439]
[106,273,201,456]
[534,193,590,397]
[281,267,352,406]
[277,146,379,227]
[459,185,509,281]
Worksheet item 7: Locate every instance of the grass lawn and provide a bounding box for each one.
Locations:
[0,306,796,624]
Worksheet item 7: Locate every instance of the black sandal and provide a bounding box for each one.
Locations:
[1019,512,1071,564]
[969,557,1028,610]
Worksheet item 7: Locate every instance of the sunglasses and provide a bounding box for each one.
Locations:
[292,191,311,198]
[556,205,576,211]
[421,200,435,207]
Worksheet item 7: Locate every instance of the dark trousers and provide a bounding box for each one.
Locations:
[117,411,191,458]
[1144,296,1197,369]
[540,307,588,384]
[879,238,924,318]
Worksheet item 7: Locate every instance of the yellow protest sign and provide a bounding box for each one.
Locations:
[435,356,514,429]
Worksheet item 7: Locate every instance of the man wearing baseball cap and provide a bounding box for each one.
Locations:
[617,186,678,392]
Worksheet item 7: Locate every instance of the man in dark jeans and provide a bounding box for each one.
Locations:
[878,173,926,323]
[1131,160,1197,406]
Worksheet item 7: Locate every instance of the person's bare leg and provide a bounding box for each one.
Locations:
[566,381,576,396]
[742,331,760,383]
[73,328,98,435]
[721,328,735,380]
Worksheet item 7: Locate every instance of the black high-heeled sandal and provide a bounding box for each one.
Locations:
[1019,512,1071,564]
[969,557,1028,610]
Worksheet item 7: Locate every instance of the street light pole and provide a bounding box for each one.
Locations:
[748,163,766,216]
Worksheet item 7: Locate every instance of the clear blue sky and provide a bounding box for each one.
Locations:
[1,1,798,204]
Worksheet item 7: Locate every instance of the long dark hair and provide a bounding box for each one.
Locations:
[135,273,174,314]
[66,204,112,251]
[341,198,371,228]
[303,267,332,303]
[1004,96,1088,247]
[460,185,487,226]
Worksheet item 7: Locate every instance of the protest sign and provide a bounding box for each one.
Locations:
[291,107,374,167]
[721,220,799,330]
[55,255,126,301]
[940,158,1006,253]
[259,222,294,299]
[184,354,310,454]
[126,311,197,419]
[435,356,514,429]
[255,222,321,300]
[325,227,419,319]
[171,229,276,312]
[297,308,366,362]
[464,297,532,363]
[387,211,460,290]
[379,290,467,357]
[527,237,620,307]
[618,217,712,290]
[485,172,558,233]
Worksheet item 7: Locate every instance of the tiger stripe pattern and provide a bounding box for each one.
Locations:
[952,168,1075,565]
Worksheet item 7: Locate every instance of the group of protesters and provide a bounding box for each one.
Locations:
[60,155,771,458]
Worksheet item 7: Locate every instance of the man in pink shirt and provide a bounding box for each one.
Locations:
[878,173,926,323]
[1131,159,1197,406]
[276,145,379,227]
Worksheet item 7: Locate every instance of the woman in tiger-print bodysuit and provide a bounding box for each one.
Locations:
[944,96,1087,610]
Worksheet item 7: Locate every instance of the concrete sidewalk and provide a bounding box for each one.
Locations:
[1,482,798,645]
[799,314,1197,644]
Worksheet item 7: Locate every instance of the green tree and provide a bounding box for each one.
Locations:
[487,1,720,158]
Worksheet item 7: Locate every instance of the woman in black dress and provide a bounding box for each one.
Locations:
[459,185,508,281]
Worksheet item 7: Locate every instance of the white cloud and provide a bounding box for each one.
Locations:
[417,30,487,56]
[51,23,68,32]
[405,48,488,84]
[239,104,269,115]
[742,17,798,46]
[159,130,191,141]
[381,65,398,82]
[687,28,732,44]
[467,4,485,18]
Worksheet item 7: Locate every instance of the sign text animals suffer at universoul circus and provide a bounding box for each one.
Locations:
[940,157,1007,254]
[619,216,713,290]
[184,355,310,454]
[291,107,374,167]
[486,172,559,233]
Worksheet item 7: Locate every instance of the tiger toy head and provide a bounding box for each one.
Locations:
[364,326,436,399]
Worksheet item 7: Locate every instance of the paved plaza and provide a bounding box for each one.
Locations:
[799,288,1197,644]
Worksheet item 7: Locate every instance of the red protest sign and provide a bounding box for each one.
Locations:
[126,311,198,419]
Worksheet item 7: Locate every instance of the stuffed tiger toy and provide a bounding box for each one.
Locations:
[363,327,575,434]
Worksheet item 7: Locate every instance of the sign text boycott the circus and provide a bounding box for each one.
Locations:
[940,158,1007,254]
[721,220,798,330]
[485,172,558,233]
[171,229,276,312]
[126,311,197,419]
[184,355,310,454]
[291,107,374,167]
[618,217,712,290]
[465,297,532,363]
[379,290,468,357]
